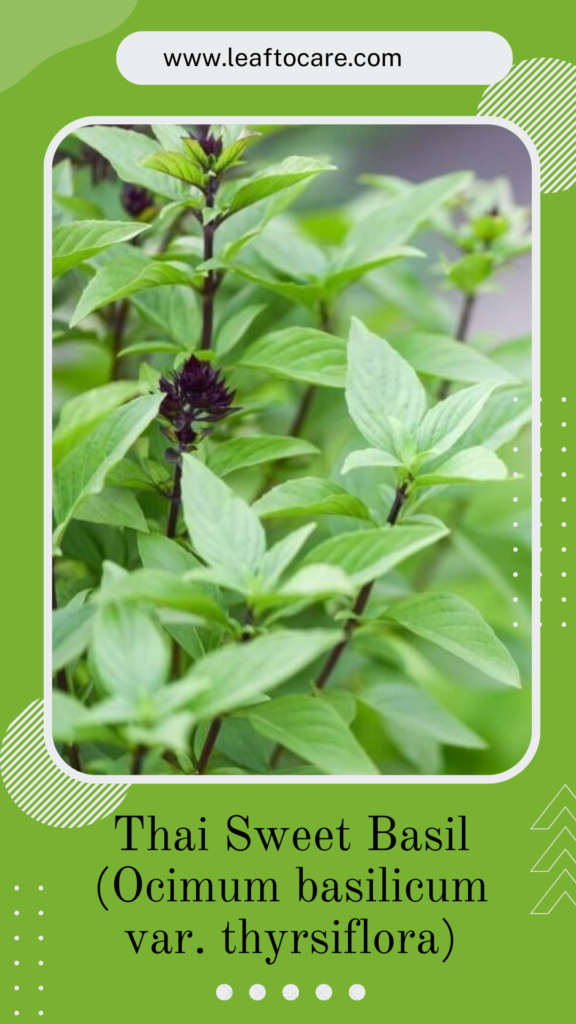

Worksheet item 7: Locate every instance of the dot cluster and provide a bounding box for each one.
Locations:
[215,983,366,1001]
[11,886,45,1016]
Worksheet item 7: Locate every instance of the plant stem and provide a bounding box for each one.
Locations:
[110,299,129,381]
[437,292,476,400]
[270,483,408,769]
[131,744,148,775]
[166,461,182,538]
[196,609,254,775]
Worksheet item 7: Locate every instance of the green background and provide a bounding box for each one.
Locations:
[1,0,573,1020]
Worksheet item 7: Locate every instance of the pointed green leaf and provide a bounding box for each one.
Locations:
[247,695,378,775]
[141,151,206,189]
[181,455,266,579]
[168,629,341,719]
[53,380,145,466]
[92,603,171,700]
[386,592,520,687]
[240,327,347,387]
[362,683,486,748]
[390,333,514,384]
[346,319,427,453]
[96,568,228,626]
[417,447,508,486]
[206,435,318,478]
[227,156,334,213]
[53,220,149,278]
[75,126,187,201]
[302,523,449,586]
[416,383,498,457]
[71,248,192,326]
[253,477,373,521]
[341,448,401,474]
[53,393,163,548]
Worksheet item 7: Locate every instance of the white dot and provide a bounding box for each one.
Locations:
[349,985,366,1001]
[562,622,567,627]
[562,447,567,452]
[513,547,518,552]
[39,987,43,992]
[562,548,567,552]
[562,497,567,502]
[513,572,518,577]
[14,936,19,941]
[562,397,567,402]
[316,985,332,1001]
[513,622,518,627]
[38,961,43,966]
[14,886,19,891]
[283,985,299,1000]
[216,985,233,1001]
[513,497,518,502]
[38,887,43,892]
[14,961,19,966]
[39,911,43,916]
[513,522,518,527]
[14,911,19,916]
[513,397,518,402]
[38,936,43,941]
[14,987,19,992]
[513,597,518,602]
[513,447,518,452]
[249,985,266,1001]
[562,572,567,577]
[562,522,567,527]
[562,472,567,477]
[562,422,566,427]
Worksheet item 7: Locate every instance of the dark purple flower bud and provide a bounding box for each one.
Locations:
[191,126,223,160]
[159,356,238,455]
[121,183,154,218]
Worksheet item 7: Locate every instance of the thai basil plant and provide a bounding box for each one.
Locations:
[52,124,532,776]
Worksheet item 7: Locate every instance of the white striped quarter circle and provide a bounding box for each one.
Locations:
[478,57,576,193]
[0,700,129,827]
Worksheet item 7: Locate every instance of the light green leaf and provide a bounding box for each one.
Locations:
[53,220,149,278]
[118,340,182,359]
[448,252,493,293]
[71,248,193,326]
[386,592,520,687]
[92,603,171,700]
[215,303,266,356]
[390,334,514,384]
[341,448,401,475]
[417,447,508,486]
[206,435,318,478]
[53,602,94,672]
[325,247,423,292]
[125,712,195,755]
[247,695,378,775]
[53,393,163,549]
[416,383,498,457]
[168,629,341,720]
[53,380,145,466]
[362,683,486,748]
[455,385,532,451]
[141,151,206,189]
[346,319,426,454]
[227,156,334,213]
[138,532,199,575]
[52,692,95,743]
[132,285,200,347]
[181,455,266,579]
[302,523,449,586]
[253,477,373,521]
[96,568,228,626]
[240,327,347,387]
[344,171,472,268]
[278,564,354,599]
[74,487,149,531]
[75,126,187,201]
[259,523,317,590]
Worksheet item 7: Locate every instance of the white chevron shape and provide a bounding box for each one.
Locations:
[531,869,576,914]
[531,784,576,830]
[531,827,576,872]
[0,699,130,827]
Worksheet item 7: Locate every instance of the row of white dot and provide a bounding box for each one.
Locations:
[217,984,365,1001]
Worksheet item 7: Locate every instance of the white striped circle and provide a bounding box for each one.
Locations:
[0,700,129,827]
[478,57,576,193]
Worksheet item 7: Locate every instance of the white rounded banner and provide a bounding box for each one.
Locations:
[116,32,513,87]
